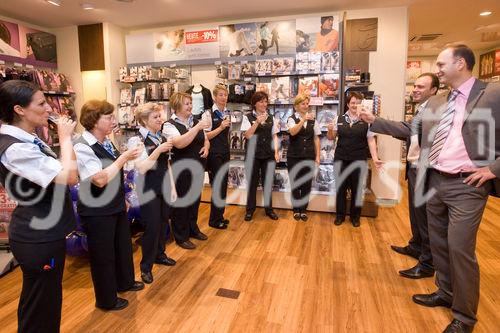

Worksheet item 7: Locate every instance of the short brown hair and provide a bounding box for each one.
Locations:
[346,91,364,105]
[80,100,114,130]
[135,102,162,126]
[169,92,192,113]
[251,91,268,109]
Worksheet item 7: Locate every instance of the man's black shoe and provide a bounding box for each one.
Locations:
[390,245,420,260]
[399,264,434,279]
[119,281,145,292]
[244,212,253,221]
[155,256,176,266]
[178,240,196,249]
[412,292,452,308]
[97,297,129,311]
[191,231,208,241]
[443,319,473,333]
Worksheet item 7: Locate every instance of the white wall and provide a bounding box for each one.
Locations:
[52,26,84,119]
[103,22,127,106]
[346,7,409,202]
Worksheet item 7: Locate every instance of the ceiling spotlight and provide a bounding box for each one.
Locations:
[81,3,94,10]
[46,0,61,6]
[480,11,492,16]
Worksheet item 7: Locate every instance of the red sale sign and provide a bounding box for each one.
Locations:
[185,29,218,44]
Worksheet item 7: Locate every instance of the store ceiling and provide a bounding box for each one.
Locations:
[0,0,499,56]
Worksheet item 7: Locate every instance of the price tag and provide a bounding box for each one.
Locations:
[169,64,176,68]
[14,62,23,67]
[309,97,324,106]
[214,61,222,65]
[25,64,34,69]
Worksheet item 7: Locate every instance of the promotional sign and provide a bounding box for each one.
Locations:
[219,23,258,59]
[153,29,186,62]
[185,28,219,60]
[296,16,339,53]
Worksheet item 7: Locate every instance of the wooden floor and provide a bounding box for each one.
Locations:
[0,191,499,332]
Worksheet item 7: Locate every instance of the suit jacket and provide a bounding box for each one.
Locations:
[416,79,500,196]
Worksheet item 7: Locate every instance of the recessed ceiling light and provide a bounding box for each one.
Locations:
[480,11,492,16]
[81,3,94,10]
[46,0,61,6]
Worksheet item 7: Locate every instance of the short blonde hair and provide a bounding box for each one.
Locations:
[169,92,192,113]
[293,93,310,107]
[213,84,228,97]
[135,102,162,126]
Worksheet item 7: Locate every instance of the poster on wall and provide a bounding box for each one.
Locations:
[185,28,219,60]
[153,29,186,62]
[0,19,57,67]
[0,20,21,57]
[219,23,258,58]
[295,16,339,53]
[406,60,422,82]
[255,20,296,56]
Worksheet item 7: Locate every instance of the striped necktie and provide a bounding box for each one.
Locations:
[428,89,460,165]
[147,132,161,146]
[33,137,57,159]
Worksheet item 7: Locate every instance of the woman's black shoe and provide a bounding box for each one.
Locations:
[209,221,228,229]
[265,211,279,220]
[141,271,153,284]
[293,212,301,221]
[334,216,345,225]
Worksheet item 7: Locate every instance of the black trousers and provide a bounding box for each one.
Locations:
[407,166,433,268]
[246,157,275,213]
[287,157,315,212]
[82,211,135,308]
[207,152,230,225]
[10,239,66,333]
[139,194,170,272]
[335,160,368,219]
[171,168,202,243]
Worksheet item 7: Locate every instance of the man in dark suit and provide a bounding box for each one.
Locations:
[360,73,439,279]
[411,45,500,333]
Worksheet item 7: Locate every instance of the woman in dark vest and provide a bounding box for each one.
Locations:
[73,100,144,311]
[201,84,231,229]
[0,80,78,332]
[162,92,210,250]
[287,93,321,221]
[240,91,280,222]
[131,102,176,284]
[327,92,383,227]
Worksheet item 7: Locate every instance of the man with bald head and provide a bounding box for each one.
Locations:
[411,45,500,333]
[360,73,439,279]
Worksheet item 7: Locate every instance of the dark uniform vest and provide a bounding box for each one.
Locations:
[334,114,370,161]
[0,134,75,242]
[287,114,316,159]
[74,136,126,216]
[136,134,169,196]
[168,118,205,162]
[208,109,230,155]
[245,113,274,159]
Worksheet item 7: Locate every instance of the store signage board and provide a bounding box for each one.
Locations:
[479,49,500,79]
[125,14,339,66]
[0,19,57,68]
[185,28,220,60]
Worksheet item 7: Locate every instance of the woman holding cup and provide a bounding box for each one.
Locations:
[162,92,210,250]
[327,92,383,227]
[0,80,77,332]
[73,100,145,311]
[287,93,321,221]
[131,102,176,284]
